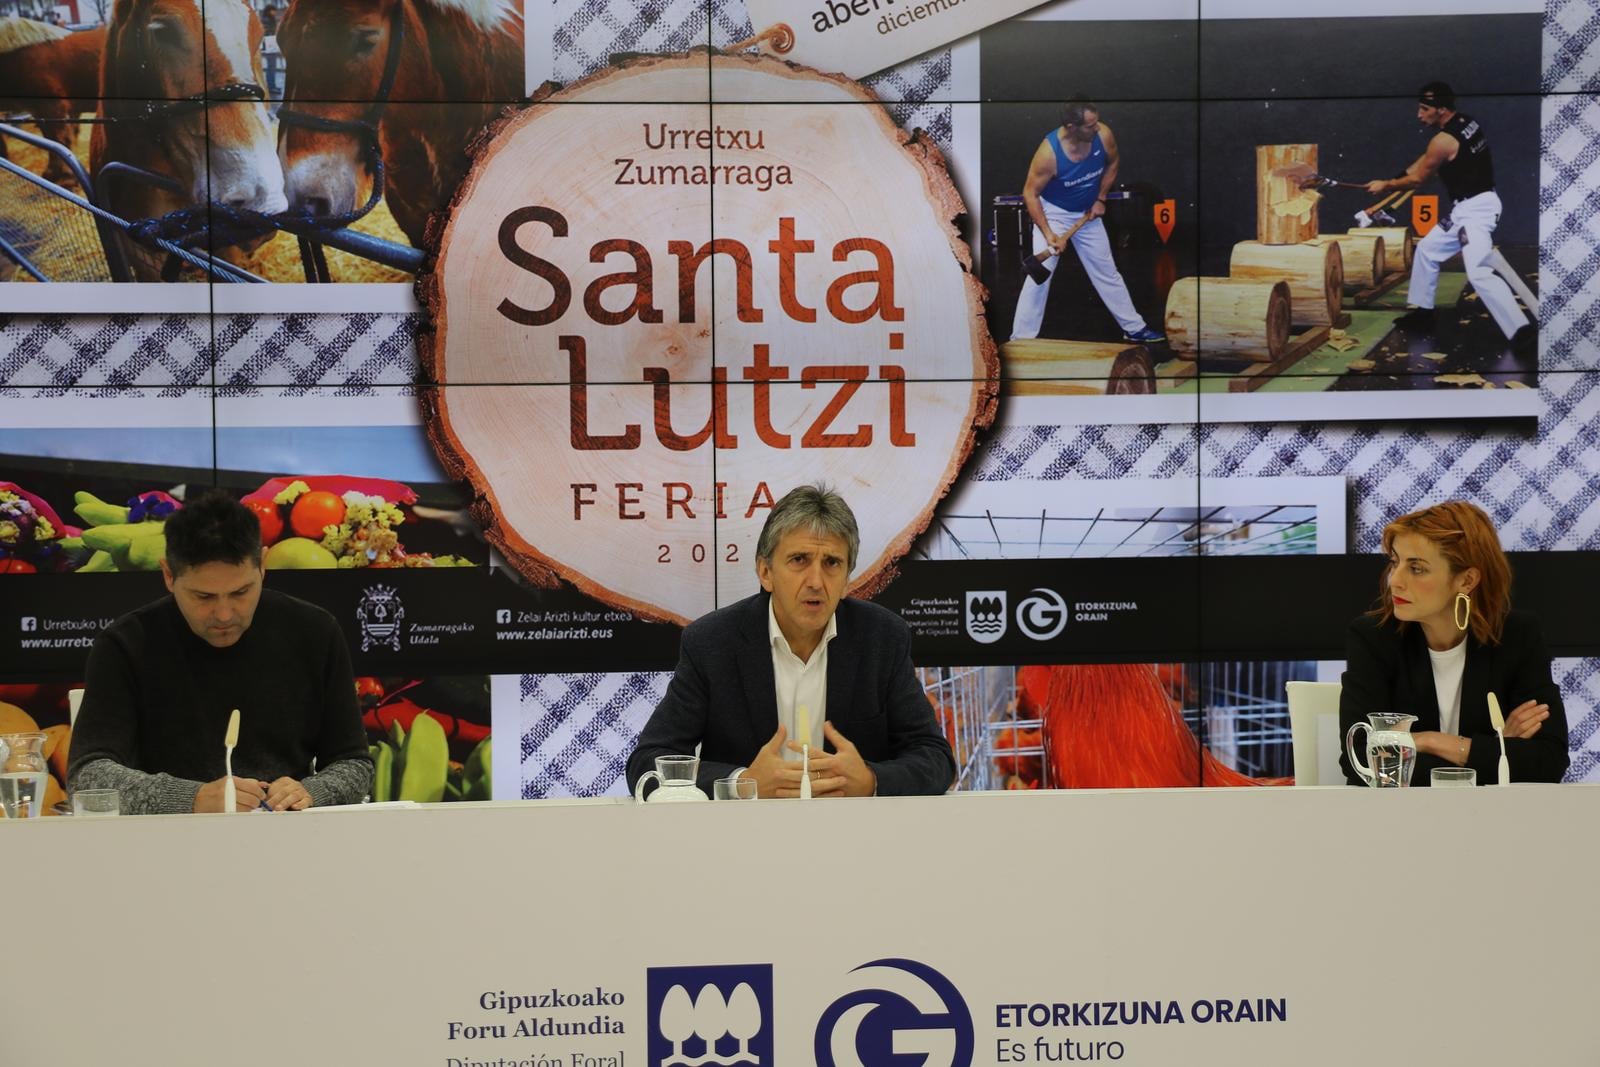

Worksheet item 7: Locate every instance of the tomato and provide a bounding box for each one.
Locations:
[289,490,346,539]
[245,499,285,545]
[0,558,38,574]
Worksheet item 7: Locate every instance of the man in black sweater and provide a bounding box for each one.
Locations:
[1364,81,1534,353]
[68,491,372,813]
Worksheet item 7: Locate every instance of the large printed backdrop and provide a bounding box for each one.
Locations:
[2,0,1598,803]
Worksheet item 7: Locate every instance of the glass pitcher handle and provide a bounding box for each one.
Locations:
[1344,721,1374,786]
[633,770,660,803]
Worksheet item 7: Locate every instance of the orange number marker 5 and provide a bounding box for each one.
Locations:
[1412,195,1439,237]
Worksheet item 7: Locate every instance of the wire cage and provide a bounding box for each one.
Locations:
[917,505,1320,561]
[917,665,1025,792]
[924,660,1315,790]
[1185,660,1317,779]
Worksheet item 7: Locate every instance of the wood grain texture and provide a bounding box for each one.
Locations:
[1256,144,1319,245]
[1314,234,1386,289]
[1229,239,1343,326]
[1359,226,1414,275]
[418,52,997,625]
[1164,277,1292,362]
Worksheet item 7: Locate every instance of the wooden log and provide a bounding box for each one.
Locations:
[1359,226,1414,275]
[1228,239,1343,326]
[1002,340,1156,396]
[1164,277,1292,363]
[1256,144,1319,244]
[418,52,998,625]
[1314,233,1386,289]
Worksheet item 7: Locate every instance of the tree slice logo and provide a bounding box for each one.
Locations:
[420,52,997,625]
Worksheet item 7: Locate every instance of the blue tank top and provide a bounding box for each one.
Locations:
[1040,129,1106,212]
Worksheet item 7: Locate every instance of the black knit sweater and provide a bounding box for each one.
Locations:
[68,589,373,813]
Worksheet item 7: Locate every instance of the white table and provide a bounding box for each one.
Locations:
[7,785,1595,1065]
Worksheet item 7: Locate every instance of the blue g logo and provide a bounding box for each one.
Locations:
[815,958,974,1067]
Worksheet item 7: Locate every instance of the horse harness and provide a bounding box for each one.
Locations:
[107,4,407,281]
[274,3,407,169]
[273,2,407,278]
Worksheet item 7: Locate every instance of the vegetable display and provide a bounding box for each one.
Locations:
[355,677,491,803]
[242,476,472,569]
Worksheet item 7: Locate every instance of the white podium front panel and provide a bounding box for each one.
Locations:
[5,787,1594,1066]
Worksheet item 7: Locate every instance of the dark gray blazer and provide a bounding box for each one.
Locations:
[626,592,956,796]
[1339,610,1569,786]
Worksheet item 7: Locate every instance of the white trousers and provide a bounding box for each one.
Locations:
[1407,191,1529,338]
[1010,201,1147,338]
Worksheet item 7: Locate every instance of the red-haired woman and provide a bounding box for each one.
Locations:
[1340,501,1568,785]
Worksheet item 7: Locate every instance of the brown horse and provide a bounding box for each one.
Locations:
[275,0,523,248]
[93,0,287,277]
[0,19,103,185]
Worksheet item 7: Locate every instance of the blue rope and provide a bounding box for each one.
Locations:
[124,155,390,257]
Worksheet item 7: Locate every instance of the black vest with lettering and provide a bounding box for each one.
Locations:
[1438,112,1495,201]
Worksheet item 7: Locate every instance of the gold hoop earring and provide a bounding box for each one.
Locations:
[1454,592,1472,632]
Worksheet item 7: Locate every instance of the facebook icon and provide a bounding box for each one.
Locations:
[20,616,37,632]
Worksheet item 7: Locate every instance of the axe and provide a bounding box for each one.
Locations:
[1021,213,1093,285]
[1272,162,1367,191]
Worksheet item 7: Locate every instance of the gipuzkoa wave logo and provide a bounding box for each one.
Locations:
[965,591,1007,644]
[815,958,974,1067]
[646,963,773,1067]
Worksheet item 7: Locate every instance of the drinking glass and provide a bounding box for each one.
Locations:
[1431,767,1477,788]
[714,777,757,800]
[72,789,121,816]
[0,732,50,819]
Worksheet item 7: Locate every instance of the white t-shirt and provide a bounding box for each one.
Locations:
[1428,637,1469,736]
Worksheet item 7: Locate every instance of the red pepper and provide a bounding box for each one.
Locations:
[362,697,490,744]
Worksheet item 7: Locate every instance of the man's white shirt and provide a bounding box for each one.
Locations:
[769,600,836,760]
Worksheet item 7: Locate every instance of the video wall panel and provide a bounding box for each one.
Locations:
[2,0,1596,805]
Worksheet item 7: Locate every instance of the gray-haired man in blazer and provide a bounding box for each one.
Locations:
[626,484,955,799]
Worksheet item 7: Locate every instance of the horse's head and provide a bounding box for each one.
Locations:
[275,0,405,219]
[103,0,286,213]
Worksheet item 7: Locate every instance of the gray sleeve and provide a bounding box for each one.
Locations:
[70,758,202,815]
[304,756,373,808]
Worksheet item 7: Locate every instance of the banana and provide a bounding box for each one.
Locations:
[126,532,166,571]
[373,741,394,803]
[77,550,117,573]
[73,492,129,527]
[83,520,165,570]
[464,736,491,785]
[81,520,164,551]
[397,714,448,804]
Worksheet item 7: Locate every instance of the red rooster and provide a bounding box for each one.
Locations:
[1018,664,1291,788]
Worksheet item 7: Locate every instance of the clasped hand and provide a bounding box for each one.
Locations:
[739,722,876,799]
[192,775,314,812]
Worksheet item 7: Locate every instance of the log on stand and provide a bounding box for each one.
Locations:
[1314,233,1385,289]
[1164,277,1292,363]
[417,52,998,626]
[1360,226,1414,275]
[1002,339,1156,396]
[1256,144,1319,245]
[1229,239,1344,326]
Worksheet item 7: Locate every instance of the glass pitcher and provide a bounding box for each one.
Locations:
[1345,713,1419,788]
[633,755,709,803]
[0,732,50,819]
